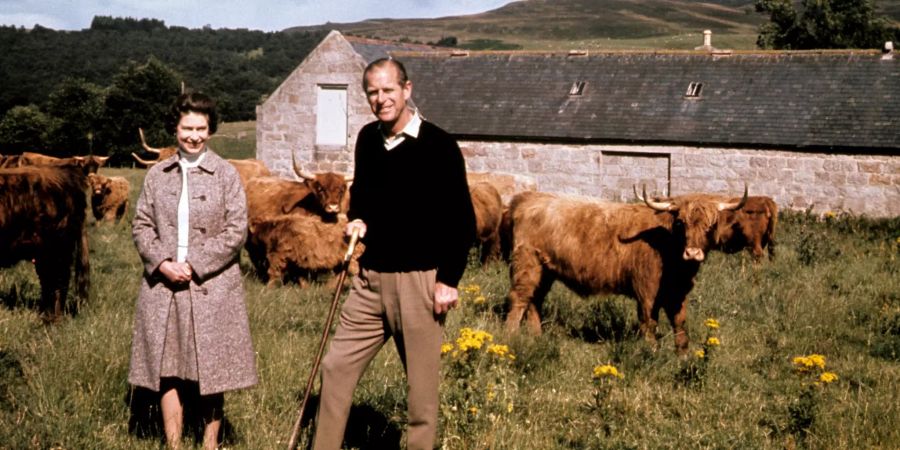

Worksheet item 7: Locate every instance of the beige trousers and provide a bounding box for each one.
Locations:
[313,268,442,450]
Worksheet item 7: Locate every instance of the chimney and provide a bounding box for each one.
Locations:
[694,30,716,51]
[883,41,894,60]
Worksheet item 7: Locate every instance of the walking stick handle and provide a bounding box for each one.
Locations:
[343,226,361,263]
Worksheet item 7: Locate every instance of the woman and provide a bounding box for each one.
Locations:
[129,92,257,449]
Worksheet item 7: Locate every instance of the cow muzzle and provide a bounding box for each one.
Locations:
[683,247,705,262]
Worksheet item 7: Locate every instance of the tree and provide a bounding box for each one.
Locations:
[44,78,106,156]
[756,0,899,49]
[0,105,52,153]
[98,57,181,165]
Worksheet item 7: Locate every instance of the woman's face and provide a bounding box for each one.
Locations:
[176,111,210,154]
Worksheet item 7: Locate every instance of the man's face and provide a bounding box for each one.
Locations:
[364,64,411,126]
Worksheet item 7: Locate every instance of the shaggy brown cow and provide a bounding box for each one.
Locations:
[249,214,364,287]
[0,154,22,168]
[469,181,503,264]
[0,165,90,322]
[244,157,352,277]
[87,173,131,224]
[506,187,747,354]
[714,196,777,260]
[132,128,177,167]
[14,152,109,174]
[637,188,778,261]
[228,159,272,187]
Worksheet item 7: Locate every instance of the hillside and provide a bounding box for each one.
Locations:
[286,0,900,50]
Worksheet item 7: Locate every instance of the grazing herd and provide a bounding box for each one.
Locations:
[1,141,778,353]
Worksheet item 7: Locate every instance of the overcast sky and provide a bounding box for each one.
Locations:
[0,0,513,32]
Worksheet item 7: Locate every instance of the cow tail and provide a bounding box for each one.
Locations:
[74,221,91,312]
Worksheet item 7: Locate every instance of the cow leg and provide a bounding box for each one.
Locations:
[246,240,269,280]
[663,299,690,355]
[265,255,286,288]
[34,257,71,323]
[481,235,501,264]
[750,235,765,261]
[633,300,660,350]
[507,245,545,334]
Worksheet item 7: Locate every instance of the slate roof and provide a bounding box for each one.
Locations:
[390,50,898,153]
[345,35,439,66]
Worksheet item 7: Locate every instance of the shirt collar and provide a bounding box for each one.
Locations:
[381,109,422,150]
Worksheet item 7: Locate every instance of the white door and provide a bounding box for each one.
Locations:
[316,85,348,146]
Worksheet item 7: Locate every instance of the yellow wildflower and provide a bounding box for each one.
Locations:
[807,354,826,369]
[706,337,720,347]
[592,364,624,379]
[704,318,720,329]
[824,211,837,219]
[455,327,493,352]
[507,402,514,413]
[487,344,513,359]
[792,354,826,372]
[464,284,481,294]
[819,372,839,384]
[793,356,813,372]
[474,295,486,304]
[695,349,706,359]
[468,406,479,416]
[441,343,454,354]
[486,389,496,401]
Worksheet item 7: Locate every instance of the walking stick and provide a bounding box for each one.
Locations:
[287,227,361,450]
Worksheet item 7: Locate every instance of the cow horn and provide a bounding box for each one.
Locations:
[344,175,354,182]
[138,128,162,154]
[632,185,645,203]
[95,156,110,163]
[131,152,158,167]
[641,184,673,211]
[718,184,749,211]
[291,151,316,180]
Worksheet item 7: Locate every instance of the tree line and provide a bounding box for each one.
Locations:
[0,17,326,164]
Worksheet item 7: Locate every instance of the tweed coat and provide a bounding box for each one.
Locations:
[129,149,258,395]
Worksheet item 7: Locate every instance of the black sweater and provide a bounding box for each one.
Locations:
[348,120,476,287]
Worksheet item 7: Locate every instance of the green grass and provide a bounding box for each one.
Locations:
[211,120,257,160]
[1,171,899,448]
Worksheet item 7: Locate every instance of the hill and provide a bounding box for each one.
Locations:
[286,0,900,50]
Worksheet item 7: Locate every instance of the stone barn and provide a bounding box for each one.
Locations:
[257,31,899,217]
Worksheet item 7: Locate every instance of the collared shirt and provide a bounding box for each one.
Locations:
[380,110,422,151]
[176,149,207,262]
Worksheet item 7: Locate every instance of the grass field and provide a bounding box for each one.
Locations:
[1,166,899,449]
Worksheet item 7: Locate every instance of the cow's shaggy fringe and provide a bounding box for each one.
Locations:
[0,167,899,449]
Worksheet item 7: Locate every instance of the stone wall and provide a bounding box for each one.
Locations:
[256,31,367,180]
[461,141,900,217]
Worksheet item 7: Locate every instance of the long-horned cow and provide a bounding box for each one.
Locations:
[132,128,177,167]
[0,166,90,322]
[244,155,352,278]
[87,173,131,224]
[506,186,747,354]
[714,196,777,260]
[12,152,109,174]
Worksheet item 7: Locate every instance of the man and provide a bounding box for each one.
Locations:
[312,58,476,449]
